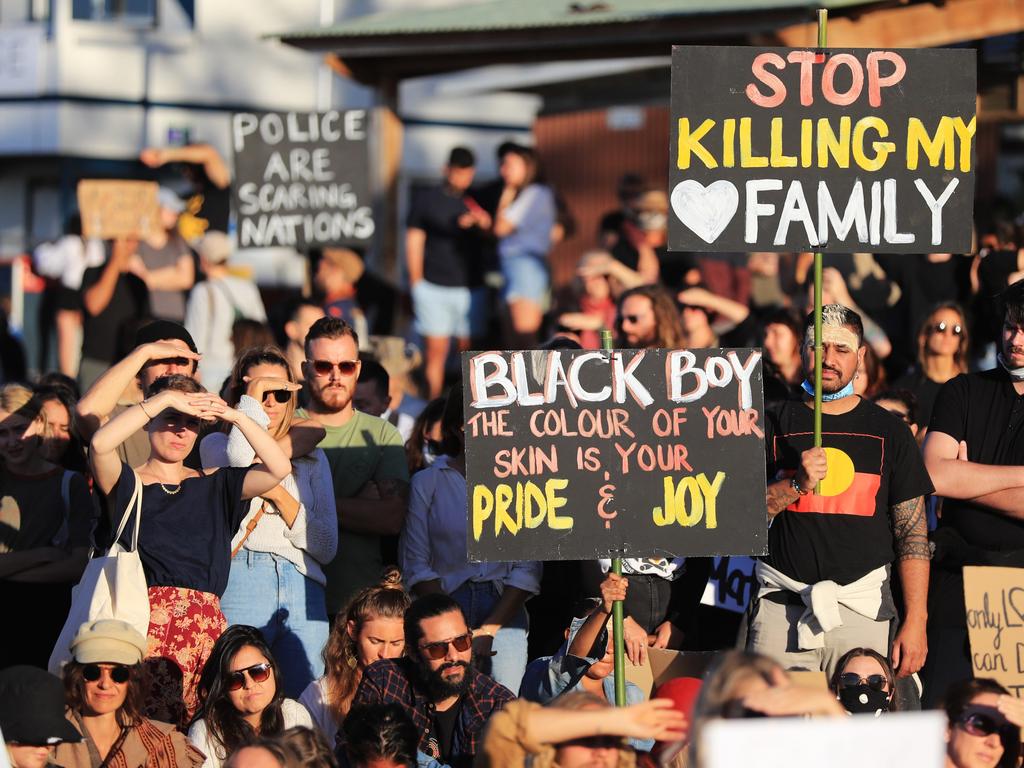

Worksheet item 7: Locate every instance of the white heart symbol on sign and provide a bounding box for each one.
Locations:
[670,180,739,244]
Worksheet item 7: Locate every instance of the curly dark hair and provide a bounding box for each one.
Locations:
[193,626,286,758]
[615,285,685,349]
[63,661,146,728]
[343,703,418,768]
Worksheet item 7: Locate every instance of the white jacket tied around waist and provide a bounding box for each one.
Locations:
[754,560,889,650]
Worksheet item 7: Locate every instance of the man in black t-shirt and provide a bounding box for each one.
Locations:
[77,239,151,391]
[748,304,932,680]
[406,147,490,398]
[922,278,1024,706]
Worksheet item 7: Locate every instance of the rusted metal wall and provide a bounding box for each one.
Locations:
[535,105,669,289]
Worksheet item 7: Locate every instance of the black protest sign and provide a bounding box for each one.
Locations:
[462,349,768,562]
[232,110,375,249]
[668,46,976,254]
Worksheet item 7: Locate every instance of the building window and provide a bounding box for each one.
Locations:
[71,0,156,24]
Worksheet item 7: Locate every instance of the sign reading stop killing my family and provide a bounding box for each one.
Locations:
[232,110,375,249]
[462,349,768,562]
[668,46,976,253]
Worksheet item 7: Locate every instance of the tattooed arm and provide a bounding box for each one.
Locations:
[890,495,930,678]
[766,480,799,520]
[337,478,410,536]
[765,447,828,520]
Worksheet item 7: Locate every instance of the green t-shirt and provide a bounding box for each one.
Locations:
[299,409,408,613]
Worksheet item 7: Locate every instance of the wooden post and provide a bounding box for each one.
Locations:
[376,77,403,283]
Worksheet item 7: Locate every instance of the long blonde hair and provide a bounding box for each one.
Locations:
[0,384,41,423]
[322,568,410,722]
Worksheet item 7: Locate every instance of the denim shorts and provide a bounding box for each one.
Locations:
[412,280,487,339]
[500,252,549,305]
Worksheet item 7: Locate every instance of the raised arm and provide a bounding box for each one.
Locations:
[567,573,625,659]
[89,389,193,493]
[678,286,750,327]
[212,399,291,499]
[76,341,202,443]
[140,144,230,189]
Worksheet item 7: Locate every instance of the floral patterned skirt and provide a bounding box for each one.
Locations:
[142,586,225,727]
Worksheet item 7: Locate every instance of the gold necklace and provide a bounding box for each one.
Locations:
[159,483,182,495]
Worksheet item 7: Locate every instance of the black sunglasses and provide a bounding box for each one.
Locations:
[958,710,1014,740]
[929,321,963,336]
[561,735,622,750]
[82,664,131,684]
[620,314,643,325]
[307,359,358,377]
[225,662,273,691]
[152,356,193,369]
[419,632,472,661]
[262,389,292,404]
[838,673,888,691]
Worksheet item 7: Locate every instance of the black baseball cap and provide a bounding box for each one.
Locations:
[0,666,81,745]
[133,320,198,354]
[448,147,475,169]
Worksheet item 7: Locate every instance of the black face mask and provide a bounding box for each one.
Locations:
[838,684,890,715]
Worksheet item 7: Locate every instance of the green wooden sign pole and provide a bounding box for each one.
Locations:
[601,329,627,707]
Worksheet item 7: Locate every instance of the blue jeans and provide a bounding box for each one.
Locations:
[220,551,329,699]
[450,581,529,694]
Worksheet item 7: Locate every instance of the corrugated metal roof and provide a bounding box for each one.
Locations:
[277,0,875,39]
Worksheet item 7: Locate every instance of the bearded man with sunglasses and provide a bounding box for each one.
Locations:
[300,316,409,616]
[923,278,1024,707]
[347,593,513,768]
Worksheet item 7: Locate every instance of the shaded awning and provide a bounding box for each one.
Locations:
[275,0,880,85]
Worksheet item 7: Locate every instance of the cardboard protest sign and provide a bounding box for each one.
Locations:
[462,348,768,562]
[231,110,374,249]
[701,555,757,614]
[77,180,159,240]
[963,566,1024,696]
[701,712,946,768]
[669,46,976,253]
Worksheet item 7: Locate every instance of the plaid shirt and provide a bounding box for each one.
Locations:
[345,657,514,768]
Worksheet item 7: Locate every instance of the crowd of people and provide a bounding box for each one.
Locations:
[3,140,1024,767]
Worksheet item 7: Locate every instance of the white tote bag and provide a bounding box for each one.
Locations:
[48,471,150,674]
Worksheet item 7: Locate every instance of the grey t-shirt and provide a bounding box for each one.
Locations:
[138,233,191,322]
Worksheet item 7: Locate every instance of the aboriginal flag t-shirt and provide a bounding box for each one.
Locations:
[763,398,933,586]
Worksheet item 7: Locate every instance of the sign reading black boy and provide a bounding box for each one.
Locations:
[462,348,768,563]
[668,46,976,254]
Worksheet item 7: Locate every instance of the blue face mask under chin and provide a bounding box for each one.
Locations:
[801,379,855,402]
